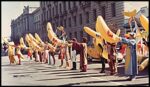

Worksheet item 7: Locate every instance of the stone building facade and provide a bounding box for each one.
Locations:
[11,1,124,43]
[40,1,124,42]
[11,6,38,44]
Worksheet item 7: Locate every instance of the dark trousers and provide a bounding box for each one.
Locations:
[101,57,106,71]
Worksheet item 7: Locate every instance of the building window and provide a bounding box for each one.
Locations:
[79,14,82,25]
[69,17,71,27]
[64,19,66,28]
[101,6,106,20]
[93,9,97,21]
[74,16,76,26]
[74,31,77,39]
[60,20,63,26]
[79,1,82,5]
[47,11,48,20]
[59,3,62,14]
[69,32,72,39]
[56,5,58,14]
[73,1,76,7]
[49,9,51,18]
[80,31,83,41]
[111,3,116,17]
[86,12,89,23]
[63,2,66,11]
[53,7,54,17]
[68,1,71,9]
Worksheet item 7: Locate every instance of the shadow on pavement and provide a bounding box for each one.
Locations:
[56,72,100,76]
[59,80,113,86]
[36,74,107,81]
[10,71,38,74]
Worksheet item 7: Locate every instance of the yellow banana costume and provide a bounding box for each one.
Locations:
[47,22,64,46]
[25,34,43,52]
[96,16,121,44]
[2,38,16,64]
[35,33,56,52]
[84,27,103,59]
[8,42,16,64]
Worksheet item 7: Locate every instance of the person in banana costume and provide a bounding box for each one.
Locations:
[7,42,17,65]
[42,41,50,63]
[15,44,25,65]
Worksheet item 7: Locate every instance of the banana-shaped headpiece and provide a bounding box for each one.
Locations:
[123,9,137,17]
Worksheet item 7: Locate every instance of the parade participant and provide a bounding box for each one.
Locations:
[3,43,8,54]
[8,42,16,64]
[35,49,39,62]
[58,44,66,67]
[57,26,67,42]
[27,48,33,60]
[49,51,55,65]
[120,32,138,81]
[49,42,57,65]
[80,37,88,72]
[99,40,107,73]
[69,37,88,72]
[15,45,22,65]
[70,39,77,70]
[68,38,79,70]
[42,41,50,63]
[57,26,71,68]
[38,51,43,63]
[107,42,117,75]
[64,43,71,69]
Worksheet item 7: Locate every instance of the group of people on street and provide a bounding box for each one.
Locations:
[4,16,148,81]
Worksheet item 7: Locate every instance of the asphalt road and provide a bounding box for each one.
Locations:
[1,55,149,86]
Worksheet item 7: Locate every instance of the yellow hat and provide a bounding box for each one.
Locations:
[57,26,64,31]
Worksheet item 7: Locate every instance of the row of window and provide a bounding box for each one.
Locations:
[42,2,116,19]
[42,3,116,29]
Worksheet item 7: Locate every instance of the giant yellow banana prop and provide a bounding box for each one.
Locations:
[20,37,27,49]
[28,33,40,45]
[35,33,45,47]
[96,16,120,44]
[139,14,149,33]
[139,58,149,71]
[26,34,43,51]
[35,33,56,52]
[123,9,137,17]
[84,27,107,59]
[47,22,63,45]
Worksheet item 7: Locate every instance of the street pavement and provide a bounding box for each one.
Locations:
[1,55,149,86]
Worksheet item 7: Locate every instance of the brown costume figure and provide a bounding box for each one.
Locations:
[80,37,88,72]
[58,44,66,67]
[70,37,88,72]
[107,42,117,75]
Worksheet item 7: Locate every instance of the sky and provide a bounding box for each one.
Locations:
[1,1,40,39]
[1,1,149,39]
